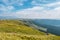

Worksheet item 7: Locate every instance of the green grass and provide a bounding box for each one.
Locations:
[0,20,44,35]
[0,20,60,40]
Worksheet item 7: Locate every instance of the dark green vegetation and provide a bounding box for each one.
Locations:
[31,19,60,35]
[0,20,60,40]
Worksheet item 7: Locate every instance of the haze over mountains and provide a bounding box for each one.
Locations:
[0,16,60,35]
[32,19,60,26]
[33,19,60,35]
[21,19,60,35]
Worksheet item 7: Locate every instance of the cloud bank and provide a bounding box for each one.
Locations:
[0,0,60,19]
[14,6,60,19]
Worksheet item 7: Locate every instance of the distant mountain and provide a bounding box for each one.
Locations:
[31,19,60,27]
[0,20,60,40]
[31,19,60,35]
[21,19,60,35]
[0,18,60,35]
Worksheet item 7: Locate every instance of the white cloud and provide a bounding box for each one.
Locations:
[7,6,14,10]
[14,6,60,19]
[14,6,44,19]
[0,4,7,13]
[0,4,15,13]
[31,0,39,6]
[0,5,60,19]
[0,6,44,19]
[23,6,44,11]
[0,0,27,13]
[45,1,60,8]
[2,0,26,6]
[0,0,60,19]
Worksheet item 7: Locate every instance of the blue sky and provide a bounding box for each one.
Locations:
[0,0,60,19]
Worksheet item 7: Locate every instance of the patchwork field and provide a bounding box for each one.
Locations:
[0,20,60,40]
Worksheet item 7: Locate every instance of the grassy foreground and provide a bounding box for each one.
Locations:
[0,20,60,40]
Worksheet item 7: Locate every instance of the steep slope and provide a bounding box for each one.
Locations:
[0,20,60,40]
[0,20,45,35]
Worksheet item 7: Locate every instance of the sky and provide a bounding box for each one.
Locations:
[0,0,60,19]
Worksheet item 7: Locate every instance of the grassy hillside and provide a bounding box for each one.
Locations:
[0,20,60,40]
